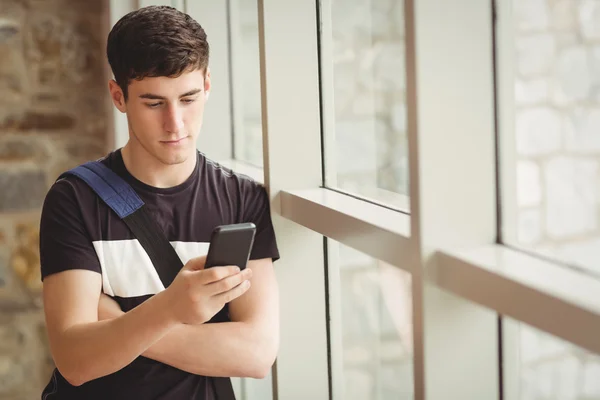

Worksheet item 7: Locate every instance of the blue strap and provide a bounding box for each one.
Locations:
[60,161,144,219]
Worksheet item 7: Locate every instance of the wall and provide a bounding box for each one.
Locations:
[513,1,600,399]
[0,0,111,398]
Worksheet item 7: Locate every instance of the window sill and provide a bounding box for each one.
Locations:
[279,188,412,271]
[435,244,600,354]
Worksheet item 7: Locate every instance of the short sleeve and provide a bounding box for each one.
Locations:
[40,179,102,280]
[241,182,280,262]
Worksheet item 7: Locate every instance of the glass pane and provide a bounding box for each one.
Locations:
[230,0,263,168]
[502,0,600,276]
[323,0,409,210]
[329,241,414,400]
[509,319,600,400]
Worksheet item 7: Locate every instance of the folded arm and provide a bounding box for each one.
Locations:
[100,258,279,378]
[43,270,177,386]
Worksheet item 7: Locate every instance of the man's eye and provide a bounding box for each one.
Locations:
[147,102,162,108]
[182,98,195,104]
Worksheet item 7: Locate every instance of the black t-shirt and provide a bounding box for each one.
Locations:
[39,149,280,400]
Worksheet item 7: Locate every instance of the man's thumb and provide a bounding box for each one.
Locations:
[182,255,207,271]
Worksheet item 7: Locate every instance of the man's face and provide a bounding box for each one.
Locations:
[111,68,211,166]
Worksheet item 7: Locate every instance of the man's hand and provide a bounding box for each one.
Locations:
[160,255,253,325]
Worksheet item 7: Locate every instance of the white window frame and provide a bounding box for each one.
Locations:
[109,0,600,399]
[259,0,600,399]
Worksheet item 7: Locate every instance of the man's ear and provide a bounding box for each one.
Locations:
[108,80,127,113]
[204,68,211,100]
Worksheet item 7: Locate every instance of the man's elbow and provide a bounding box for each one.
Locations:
[248,356,276,379]
[57,363,87,387]
[248,338,278,379]
[55,356,96,387]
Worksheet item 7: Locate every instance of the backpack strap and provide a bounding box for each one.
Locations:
[60,161,236,400]
[60,161,180,287]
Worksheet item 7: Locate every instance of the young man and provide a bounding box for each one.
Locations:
[39,6,280,399]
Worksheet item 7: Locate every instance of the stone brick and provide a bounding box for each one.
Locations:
[515,79,549,105]
[0,138,48,163]
[518,208,542,245]
[516,34,556,77]
[555,46,592,102]
[0,243,36,311]
[545,156,598,238]
[520,323,543,365]
[583,361,600,396]
[0,18,28,111]
[0,170,48,212]
[551,0,578,31]
[515,0,549,32]
[0,111,75,131]
[28,0,106,15]
[516,107,562,156]
[381,361,413,400]
[10,222,42,294]
[579,0,600,41]
[24,12,104,87]
[373,42,406,92]
[343,368,374,400]
[63,139,106,163]
[391,102,406,133]
[555,33,579,51]
[553,356,581,400]
[336,119,383,175]
[392,0,405,37]
[554,238,600,276]
[518,160,542,207]
[370,3,395,37]
[0,19,19,43]
[565,108,600,153]
[0,247,8,288]
[0,312,54,399]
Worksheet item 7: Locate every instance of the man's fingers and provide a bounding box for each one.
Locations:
[206,268,253,295]
[182,255,207,271]
[196,265,243,284]
[213,279,252,304]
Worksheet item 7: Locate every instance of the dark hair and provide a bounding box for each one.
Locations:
[106,6,209,100]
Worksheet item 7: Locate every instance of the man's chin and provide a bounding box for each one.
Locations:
[159,152,190,166]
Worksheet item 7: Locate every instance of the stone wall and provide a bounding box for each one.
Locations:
[0,0,111,398]
[514,0,600,278]
[331,0,407,197]
[514,1,600,399]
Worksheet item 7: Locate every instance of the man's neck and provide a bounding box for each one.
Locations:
[121,144,197,189]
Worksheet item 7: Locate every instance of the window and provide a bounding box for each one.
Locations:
[106,1,600,399]
[506,319,600,400]
[328,241,414,399]
[230,0,264,168]
[501,0,600,279]
[498,2,600,399]
[321,0,408,210]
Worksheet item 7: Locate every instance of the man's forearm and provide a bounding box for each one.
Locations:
[55,291,176,386]
[142,320,277,379]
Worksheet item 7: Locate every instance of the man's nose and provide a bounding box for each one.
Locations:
[164,105,184,134]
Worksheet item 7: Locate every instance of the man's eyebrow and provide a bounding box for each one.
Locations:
[138,89,203,100]
[139,93,166,100]
[180,88,203,97]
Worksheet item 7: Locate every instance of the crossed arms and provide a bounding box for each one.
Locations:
[42,257,279,386]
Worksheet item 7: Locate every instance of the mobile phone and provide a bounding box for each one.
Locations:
[204,223,256,271]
